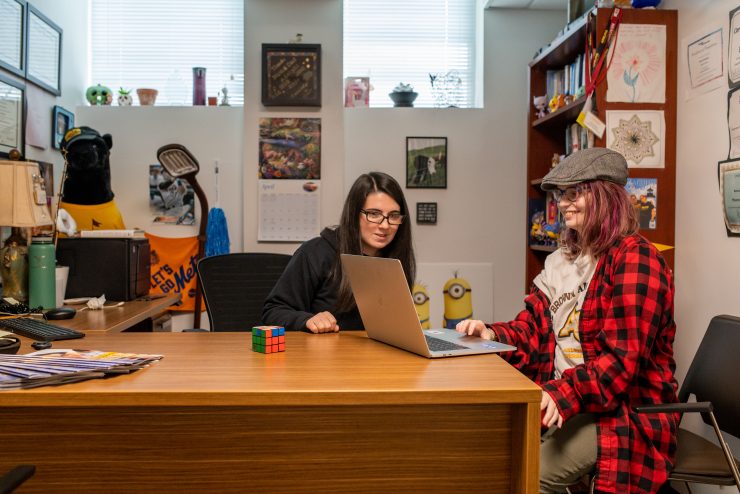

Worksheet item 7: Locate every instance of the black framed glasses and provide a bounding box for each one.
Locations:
[552,184,589,203]
[360,209,405,225]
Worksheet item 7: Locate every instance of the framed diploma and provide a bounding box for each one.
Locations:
[0,0,26,77]
[0,73,25,157]
[261,44,321,107]
[25,3,62,95]
[718,158,740,236]
[730,6,740,88]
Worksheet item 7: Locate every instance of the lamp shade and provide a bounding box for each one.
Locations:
[0,160,54,227]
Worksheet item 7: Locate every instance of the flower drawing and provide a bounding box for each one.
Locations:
[612,40,662,102]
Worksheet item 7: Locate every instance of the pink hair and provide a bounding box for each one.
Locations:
[560,181,639,259]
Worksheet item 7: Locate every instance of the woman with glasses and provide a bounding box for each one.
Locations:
[262,172,415,333]
[457,148,678,494]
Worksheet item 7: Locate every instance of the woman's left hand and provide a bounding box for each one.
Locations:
[540,390,563,429]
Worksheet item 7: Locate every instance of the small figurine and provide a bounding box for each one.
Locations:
[533,95,547,118]
[219,86,230,106]
[86,84,113,105]
[289,33,303,43]
[530,210,546,244]
[117,87,133,106]
[551,153,561,169]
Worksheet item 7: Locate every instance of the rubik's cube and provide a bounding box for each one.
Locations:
[252,326,286,353]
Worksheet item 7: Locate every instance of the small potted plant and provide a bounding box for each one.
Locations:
[117,87,133,106]
[389,82,418,107]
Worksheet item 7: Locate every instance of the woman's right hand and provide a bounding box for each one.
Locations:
[306,311,340,333]
[455,319,495,340]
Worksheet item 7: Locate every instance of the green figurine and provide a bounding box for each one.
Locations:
[86,84,113,105]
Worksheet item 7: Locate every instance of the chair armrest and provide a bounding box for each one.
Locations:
[0,465,36,492]
[633,401,713,414]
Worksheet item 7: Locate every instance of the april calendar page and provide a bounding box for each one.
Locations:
[258,179,321,242]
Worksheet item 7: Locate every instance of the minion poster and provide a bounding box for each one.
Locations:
[414,263,494,329]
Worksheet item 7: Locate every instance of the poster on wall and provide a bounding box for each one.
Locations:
[728,86,740,159]
[684,27,724,100]
[149,164,196,225]
[606,110,665,168]
[718,158,740,236]
[626,178,658,230]
[728,6,740,88]
[607,23,666,103]
[258,117,321,179]
[258,179,320,242]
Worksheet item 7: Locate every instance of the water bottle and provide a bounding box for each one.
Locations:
[192,67,206,106]
[28,237,56,309]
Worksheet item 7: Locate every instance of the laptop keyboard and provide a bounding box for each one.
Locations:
[425,335,469,352]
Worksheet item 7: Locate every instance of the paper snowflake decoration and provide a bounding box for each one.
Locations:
[610,114,658,165]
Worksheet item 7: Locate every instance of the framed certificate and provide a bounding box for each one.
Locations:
[0,0,26,77]
[261,44,321,107]
[25,3,62,95]
[0,73,25,157]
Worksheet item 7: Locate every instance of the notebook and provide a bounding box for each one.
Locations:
[340,254,516,358]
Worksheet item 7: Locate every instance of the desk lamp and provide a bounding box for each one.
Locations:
[0,159,54,302]
[156,144,209,328]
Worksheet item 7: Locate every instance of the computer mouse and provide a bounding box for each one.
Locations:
[44,307,77,320]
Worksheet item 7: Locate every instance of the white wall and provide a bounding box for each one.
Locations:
[664,1,740,492]
[344,8,564,321]
[243,0,345,253]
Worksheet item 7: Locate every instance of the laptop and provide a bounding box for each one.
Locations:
[340,254,516,358]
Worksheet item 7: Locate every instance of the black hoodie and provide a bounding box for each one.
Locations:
[261,227,363,331]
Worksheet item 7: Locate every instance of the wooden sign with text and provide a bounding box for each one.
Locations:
[261,44,321,107]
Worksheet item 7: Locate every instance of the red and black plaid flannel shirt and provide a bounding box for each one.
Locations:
[491,234,679,494]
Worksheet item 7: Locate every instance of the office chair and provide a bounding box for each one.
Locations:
[0,465,35,494]
[197,253,292,331]
[634,314,740,493]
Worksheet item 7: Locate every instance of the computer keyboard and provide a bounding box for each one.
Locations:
[425,335,469,352]
[0,318,85,342]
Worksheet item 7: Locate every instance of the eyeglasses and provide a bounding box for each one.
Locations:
[360,209,405,225]
[552,184,589,203]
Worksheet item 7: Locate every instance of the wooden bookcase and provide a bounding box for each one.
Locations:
[524,7,677,290]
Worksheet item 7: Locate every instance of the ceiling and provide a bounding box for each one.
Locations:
[484,0,567,9]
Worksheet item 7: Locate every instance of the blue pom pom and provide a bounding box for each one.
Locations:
[205,208,230,257]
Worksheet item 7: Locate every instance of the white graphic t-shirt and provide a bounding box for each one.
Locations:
[533,250,597,379]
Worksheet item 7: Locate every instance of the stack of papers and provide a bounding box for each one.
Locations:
[0,349,163,390]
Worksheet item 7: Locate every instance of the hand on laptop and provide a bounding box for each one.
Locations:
[455,319,496,340]
[306,311,340,333]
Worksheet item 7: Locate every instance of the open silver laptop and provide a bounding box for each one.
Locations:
[340,254,516,358]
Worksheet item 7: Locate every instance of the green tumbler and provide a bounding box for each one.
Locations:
[28,237,56,309]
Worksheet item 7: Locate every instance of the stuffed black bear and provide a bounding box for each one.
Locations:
[59,126,125,230]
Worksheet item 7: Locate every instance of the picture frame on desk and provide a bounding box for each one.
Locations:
[52,105,73,150]
[25,3,62,96]
[0,73,25,158]
[261,43,321,107]
[406,136,447,189]
[0,0,26,77]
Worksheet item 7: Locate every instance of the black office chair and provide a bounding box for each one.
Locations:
[0,465,35,494]
[197,253,292,332]
[635,314,740,493]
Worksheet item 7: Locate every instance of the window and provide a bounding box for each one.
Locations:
[90,0,243,106]
[343,0,478,108]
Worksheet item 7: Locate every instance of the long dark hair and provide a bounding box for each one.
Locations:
[333,172,416,312]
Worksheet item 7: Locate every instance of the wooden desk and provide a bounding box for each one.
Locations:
[55,294,181,333]
[0,332,541,493]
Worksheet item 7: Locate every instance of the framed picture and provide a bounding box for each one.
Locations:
[406,137,447,189]
[0,73,25,157]
[36,160,54,202]
[25,3,62,95]
[52,105,73,150]
[262,43,321,107]
[0,0,26,77]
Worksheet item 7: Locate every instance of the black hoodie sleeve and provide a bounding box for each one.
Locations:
[261,243,325,331]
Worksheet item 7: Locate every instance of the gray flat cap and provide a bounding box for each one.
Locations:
[541,148,628,191]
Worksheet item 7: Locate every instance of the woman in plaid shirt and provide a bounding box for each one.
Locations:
[458,148,678,494]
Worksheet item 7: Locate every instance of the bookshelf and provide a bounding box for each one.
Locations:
[524,7,678,290]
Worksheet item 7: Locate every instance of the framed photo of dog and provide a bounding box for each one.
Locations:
[52,105,73,150]
[406,137,447,189]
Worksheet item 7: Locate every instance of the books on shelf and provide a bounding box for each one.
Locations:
[79,229,146,238]
[0,349,163,390]
[545,54,586,101]
[565,122,594,156]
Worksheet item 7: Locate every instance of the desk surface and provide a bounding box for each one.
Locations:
[53,293,180,333]
[8,331,540,406]
[3,332,541,493]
